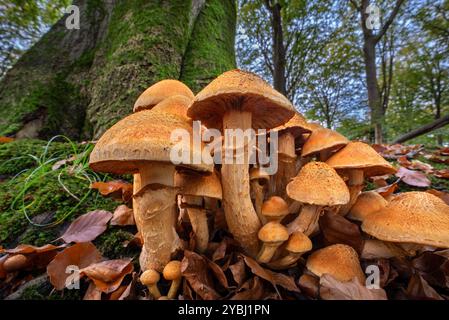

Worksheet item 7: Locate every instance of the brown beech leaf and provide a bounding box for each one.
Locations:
[230,277,265,300]
[1,244,64,255]
[59,210,112,243]
[406,273,443,300]
[110,205,135,226]
[229,257,246,287]
[83,282,102,300]
[0,255,8,278]
[426,155,449,164]
[0,136,14,143]
[433,169,449,179]
[181,250,220,300]
[80,259,133,294]
[437,147,449,156]
[319,274,387,300]
[47,242,103,290]
[242,255,299,293]
[426,189,449,205]
[395,167,431,187]
[319,211,364,254]
[374,180,400,198]
[412,249,449,288]
[207,259,230,289]
[91,180,133,202]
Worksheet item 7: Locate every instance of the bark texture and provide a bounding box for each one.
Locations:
[0,0,237,139]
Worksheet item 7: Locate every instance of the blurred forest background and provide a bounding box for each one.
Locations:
[0,0,448,144]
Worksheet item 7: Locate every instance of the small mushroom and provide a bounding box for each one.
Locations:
[133,80,194,112]
[250,167,270,223]
[140,269,162,299]
[188,69,295,256]
[301,127,348,161]
[306,244,366,284]
[163,260,182,299]
[286,162,350,235]
[257,222,289,263]
[362,192,449,248]
[326,141,396,216]
[261,196,289,224]
[271,113,312,198]
[3,254,31,273]
[347,191,388,222]
[268,232,312,269]
[175,171,222,253]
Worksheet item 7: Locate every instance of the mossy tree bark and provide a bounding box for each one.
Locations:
[0,0,236,140]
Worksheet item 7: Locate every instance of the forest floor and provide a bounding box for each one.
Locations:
[0,138,448,300]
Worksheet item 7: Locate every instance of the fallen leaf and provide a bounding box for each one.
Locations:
[374,180,400,198]
[426,189,449,205]
[207,259,229,289]
[319,274,387,300]
[59,210,113,243]
[412,249,449,289]
[230,277,265,300]
[0,136,14,143]
[319,211,364,254]
[47,242,103,290]
[83,282,102,300]
[433,169,449,179]
[111,205,135,226]
[0,255,8,278]
[181,251,220,300]
[395,167,431,187]
[437,147,449,156]
[406,273,443,300]
[91,180,133,202]
[1,244,64,255]
[229,258,246,287]
[242,255,299,293]
[81,259,133,294]
[426,155,449,164]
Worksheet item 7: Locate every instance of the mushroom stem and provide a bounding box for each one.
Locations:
[167,278,182,299]
[183,195,209,253]
[287,204,322,236]
[273,132,297,199]
[250,180,267,224]
[221,110,261,256]
[257,243,283,263]
[338,169,364,216]
[134,162,181,272]
[268,253,302,269]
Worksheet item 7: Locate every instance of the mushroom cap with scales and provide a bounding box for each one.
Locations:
[89,110,213,174]
[306,244,365,283]
[362,192,449,248]
[163,260,182,281]
[140,269,160,286]
[326,141,396,177]
[286,161,350,207]
[272,112,313,138]
[151,95,192,119]
[258,222,289,244]
[286,232,312,254]
[134,80,194,112]
[301,127,349,158]
[187,69,295,130]
[262,196,289,220]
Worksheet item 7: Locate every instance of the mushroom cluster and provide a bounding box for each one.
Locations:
[89,69,449,298]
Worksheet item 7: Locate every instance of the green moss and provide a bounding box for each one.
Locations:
[20,281,85,300]
[180,0,237,93]
[95,228,136,259]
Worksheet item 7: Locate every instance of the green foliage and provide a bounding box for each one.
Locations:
[0,138,116,247]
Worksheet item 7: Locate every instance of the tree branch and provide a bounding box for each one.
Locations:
[393,114,449,144]
[374,0,405,43]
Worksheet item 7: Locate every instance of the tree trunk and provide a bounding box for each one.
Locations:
[0,0,237,140]
[393,114,449,144]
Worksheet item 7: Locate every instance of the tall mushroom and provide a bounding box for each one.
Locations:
[188,69,295,256]
[326,141,396,216]
[306,244,366,284]
[249,167,270,223]
[271,113,312,198]
[301,127,348,161]
[175,171,222,253]
[89,110,212,272]
[362,192,449,248]
[286,162,350,235]
[133,80,194,112]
